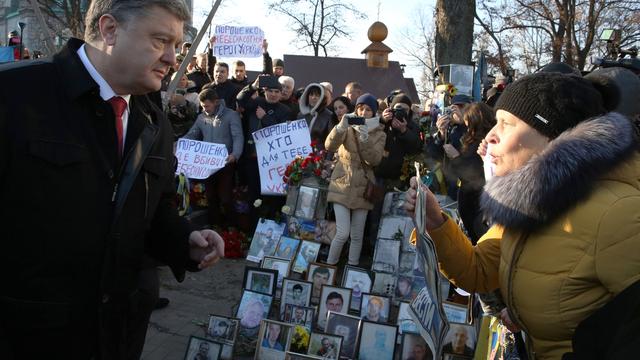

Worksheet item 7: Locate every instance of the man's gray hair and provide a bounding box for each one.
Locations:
[84,0,191,42]
[278,75,295,88]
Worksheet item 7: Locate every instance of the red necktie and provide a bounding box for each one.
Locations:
[108,96,127,157]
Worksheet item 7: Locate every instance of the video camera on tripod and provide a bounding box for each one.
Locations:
[592,29,639,74]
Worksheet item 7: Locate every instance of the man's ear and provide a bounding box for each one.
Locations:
[98,14,119,46]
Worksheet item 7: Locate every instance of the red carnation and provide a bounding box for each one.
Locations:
[314,168,322,176]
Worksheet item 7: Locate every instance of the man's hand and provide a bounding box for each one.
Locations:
[262,39,269,53]
[477,138,489,157]
[499,308,521,333]
[391,117,408,134]
[208,35,217,48]
[256,106,266,119]
[443,144,460,159]
[405,176,446,230]
[226,154,236,164]
[189,229,224,269]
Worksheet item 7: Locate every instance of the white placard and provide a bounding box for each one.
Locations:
[174,138,228,179]
[253,119,312,195]
[213,25,264,58]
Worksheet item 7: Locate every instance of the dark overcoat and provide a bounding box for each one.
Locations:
[0,38,196,359]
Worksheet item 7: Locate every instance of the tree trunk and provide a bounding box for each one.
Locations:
[435,0,476,67]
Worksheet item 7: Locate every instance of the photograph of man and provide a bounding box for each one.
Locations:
[193,341,212,360]
[442,324,475,357]
[237,293,270,338]
[292,307,307,325]
[184,337,222,360]
[207,318,233,341]
[402,333,433,360]
[318,290,349,329]
[293,241,321,273]
[396,276,413,299]
[261,323,285,351]
[0,1,226,358]
[358,325,396,360]
[310,266,331,303]
[316,337,338,359]
[325,314,360,360]
[362,295,388,323]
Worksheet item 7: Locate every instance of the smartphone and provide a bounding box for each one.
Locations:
[348,116,366,126]
[258,75,278,88]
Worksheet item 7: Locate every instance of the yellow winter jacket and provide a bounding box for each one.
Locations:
[429,114,640,359]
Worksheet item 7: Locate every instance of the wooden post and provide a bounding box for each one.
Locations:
[167,0,223,97]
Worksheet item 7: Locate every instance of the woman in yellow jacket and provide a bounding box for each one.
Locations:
[406,72,640,359]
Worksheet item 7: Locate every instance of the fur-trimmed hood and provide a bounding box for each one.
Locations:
[481,112,638,232]
[298,83,325,115]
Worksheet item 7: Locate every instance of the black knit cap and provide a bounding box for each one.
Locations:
[495,72,606,139]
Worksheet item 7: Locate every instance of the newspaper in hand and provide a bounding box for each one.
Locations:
[414,162,427,233]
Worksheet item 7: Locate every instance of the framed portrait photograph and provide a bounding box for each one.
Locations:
[236,290,273,338]
[442,323,477,359]
[184,335,222,360]
[219,343,234,360]
[307,331,343,359]
[283,304,315,330]
[356,321,398,360]
[324,312,362,360]
[242,266,278,296]
[306,262,337,305]
[207,314,239,344]
[372,272,397,297]
[295,186,319,220]
[280,278,313,320]
[292,241,322,274]
[395,276,414,302]
[359,293,391,323]
[372,239,401,273]
[247,218,286,263]
[275,236,302,260]
[262,256,291,289]
[443,301,468,324]
[341,265,374,312]
[397,301,418,334]
[400,332,433,360]
[317,285,352,330]
[285,216,316,241]
[256,319,293,360]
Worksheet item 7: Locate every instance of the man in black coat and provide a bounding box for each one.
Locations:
[0,1,224,359]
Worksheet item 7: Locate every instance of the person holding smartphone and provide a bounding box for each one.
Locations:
[324,94,386,266]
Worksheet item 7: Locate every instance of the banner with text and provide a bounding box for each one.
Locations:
[175,138,228,179]
[213,25,264,58]
[254,119,312,195]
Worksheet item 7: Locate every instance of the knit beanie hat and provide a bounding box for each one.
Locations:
[356,93,378,114]
[495,72,606,139]
[390,94,412,108]
[273,58,284,68]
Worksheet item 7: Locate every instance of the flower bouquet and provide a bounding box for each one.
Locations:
[282,140,333,187]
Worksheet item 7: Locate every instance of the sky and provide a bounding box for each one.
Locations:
[191,0,437,89]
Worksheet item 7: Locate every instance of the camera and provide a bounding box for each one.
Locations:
[392,108,407,120]
[441,106,453,116]
[347,116,366,126]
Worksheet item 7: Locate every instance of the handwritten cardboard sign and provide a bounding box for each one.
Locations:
[175,138,228,179]
[213,25,264,58]
[253,120,312,195]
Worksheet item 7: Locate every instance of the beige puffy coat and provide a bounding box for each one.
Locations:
[429,114,640,359]
[324,118,386,210]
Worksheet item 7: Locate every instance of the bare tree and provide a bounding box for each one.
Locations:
[267,0,366,56]
[474,0,514,75]
[395,8,438,96]
[36,0,87,39]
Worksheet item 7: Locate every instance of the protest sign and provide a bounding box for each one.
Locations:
[213,25,264,58]
[253,119,312,195]
[174,138,228,179]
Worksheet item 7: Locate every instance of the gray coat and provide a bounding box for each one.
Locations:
[183,102,244,160]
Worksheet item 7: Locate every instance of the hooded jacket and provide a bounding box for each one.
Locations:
[183,100,244,161]
[427,113,640,359]
[299,83,334,149]
[325,116,386,210]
